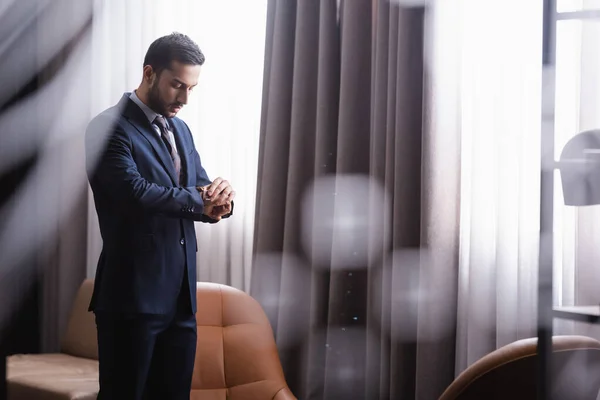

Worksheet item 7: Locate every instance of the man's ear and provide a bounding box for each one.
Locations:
[143,65,155,84]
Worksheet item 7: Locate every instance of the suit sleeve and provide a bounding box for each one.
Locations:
[192,148,234,223]
[86,118,206,220]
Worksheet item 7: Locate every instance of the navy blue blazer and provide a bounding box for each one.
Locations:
[86,93,227,314]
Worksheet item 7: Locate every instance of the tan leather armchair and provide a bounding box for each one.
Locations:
[192,282,296,400]
[7,280,295,400]
[439,335,600,400]
[7,279,99,400]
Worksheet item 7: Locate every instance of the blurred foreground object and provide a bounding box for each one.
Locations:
[301,174,391,269]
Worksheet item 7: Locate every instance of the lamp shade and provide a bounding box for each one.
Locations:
[559,129,600,206]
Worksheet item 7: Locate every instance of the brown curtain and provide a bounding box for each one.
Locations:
[251,0,458,398]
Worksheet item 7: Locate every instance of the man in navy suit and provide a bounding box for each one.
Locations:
[85,33,235,400]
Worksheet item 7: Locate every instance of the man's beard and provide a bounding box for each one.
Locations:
[147,82,168,116]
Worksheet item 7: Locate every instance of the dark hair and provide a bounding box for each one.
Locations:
[143,32,205,74]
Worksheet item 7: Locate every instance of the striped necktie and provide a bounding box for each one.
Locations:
[153,115,181,184]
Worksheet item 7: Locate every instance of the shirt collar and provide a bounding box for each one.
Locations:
[129,91,167,128]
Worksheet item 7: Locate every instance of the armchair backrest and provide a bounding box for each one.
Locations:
[439,335,600,400]
[60,279,98,360]
[191,282,295,400]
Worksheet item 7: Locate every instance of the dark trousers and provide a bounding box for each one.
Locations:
[95,279,196,400]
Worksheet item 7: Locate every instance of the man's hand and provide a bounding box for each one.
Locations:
[207,202,233,221]
[197,179,235,221]
[203,177,235,206]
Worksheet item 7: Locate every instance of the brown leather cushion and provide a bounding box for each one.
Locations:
[440,335,600,400]
[191,282,296,400]
[61,279,97,360]
[7,353,99,400]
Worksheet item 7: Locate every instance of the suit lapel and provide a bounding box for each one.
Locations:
[119,94,178,185]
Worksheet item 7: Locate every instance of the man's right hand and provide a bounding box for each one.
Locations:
[203,177,235,205]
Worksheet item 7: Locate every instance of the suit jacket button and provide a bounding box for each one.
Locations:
[180,238,185,245]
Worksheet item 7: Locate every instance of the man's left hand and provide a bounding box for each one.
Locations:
[207,202,232,221]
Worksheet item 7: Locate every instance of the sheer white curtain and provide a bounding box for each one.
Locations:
[87,0,268,291]
[429,0,543,374]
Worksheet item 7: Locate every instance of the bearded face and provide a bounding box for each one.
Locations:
[145,61,200,118]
